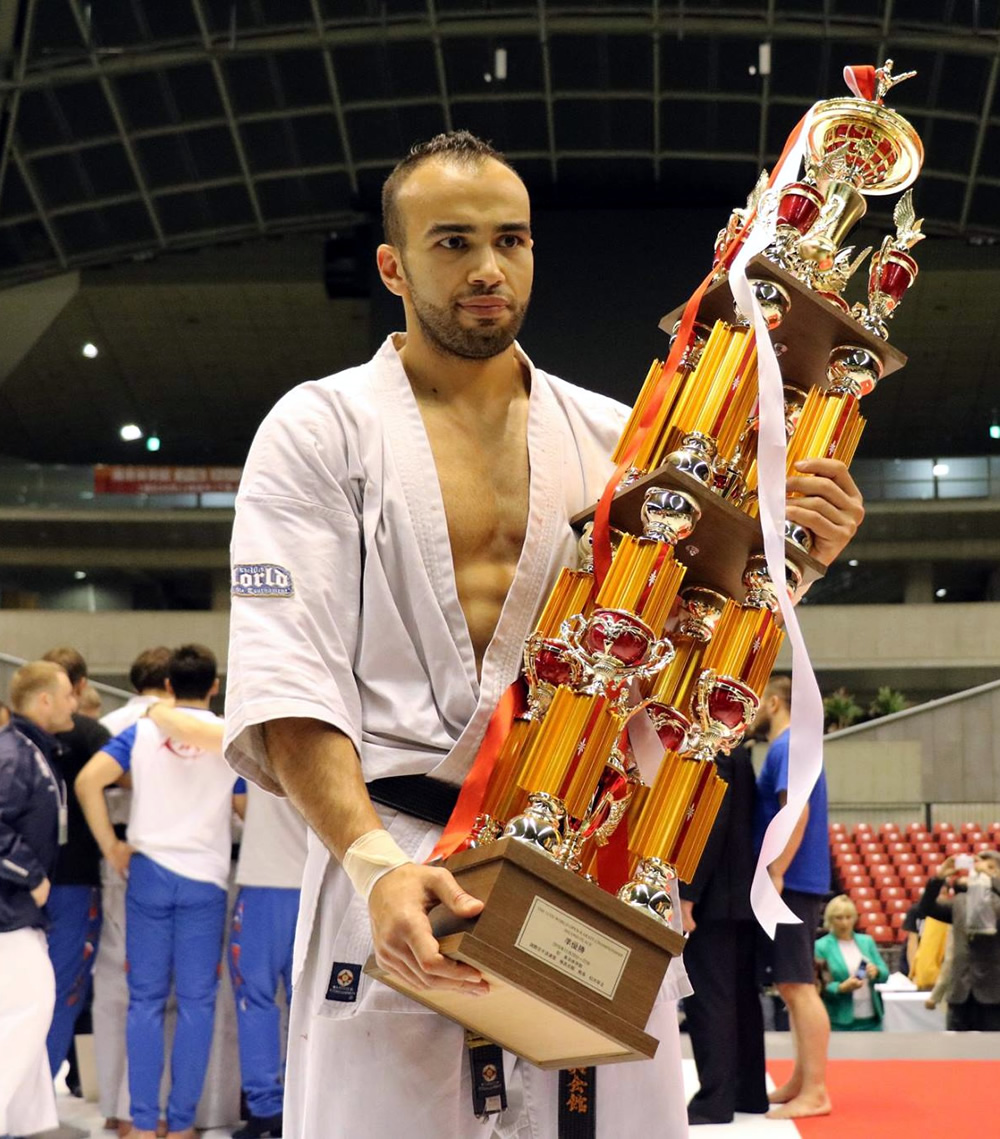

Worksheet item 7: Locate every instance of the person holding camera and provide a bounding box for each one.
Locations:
[915,850,1000,1031]
[813,895,890,1031]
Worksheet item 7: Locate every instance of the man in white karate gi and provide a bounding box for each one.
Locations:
[224,131,864,1139]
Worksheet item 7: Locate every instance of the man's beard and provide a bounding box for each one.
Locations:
[407,279,529,360]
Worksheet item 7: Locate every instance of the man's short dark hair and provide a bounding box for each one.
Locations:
[766,674,792,709]
[42,646,87,688]
[381,130,516,248]
[130,646,172,693]
[167,644,217,701]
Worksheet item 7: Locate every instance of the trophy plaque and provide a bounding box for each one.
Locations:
[365,59,926,1068]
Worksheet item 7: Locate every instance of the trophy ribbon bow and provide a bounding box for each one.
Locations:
[843,64,877,103]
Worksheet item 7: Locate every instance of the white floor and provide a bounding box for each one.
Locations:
[42,1059,798,1138]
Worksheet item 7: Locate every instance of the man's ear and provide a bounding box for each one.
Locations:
[376,243,407,298]
[209,678,220,698]
[165,678,175,697]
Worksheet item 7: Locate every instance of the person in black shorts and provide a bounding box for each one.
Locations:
[753,676,832,1120]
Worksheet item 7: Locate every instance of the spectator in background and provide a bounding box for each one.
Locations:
[0,661,77,1137]
[916,851,1000,1030]
[40,646,110,1082]
[230,782,308,1139]
[92,646,172,1137]
[754,675,832,1119]
[814,895,889,1031]
[0,699,11,728]
[679,743,769,1126]
[79,683,103,720]
[75,644,245,1139]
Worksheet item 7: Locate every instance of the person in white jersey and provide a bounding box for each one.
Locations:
[76,644,246,1139]
[223,132,866,1139]
[94,646,172,1136]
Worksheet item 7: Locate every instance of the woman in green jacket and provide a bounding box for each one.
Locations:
[814,895,890,1031]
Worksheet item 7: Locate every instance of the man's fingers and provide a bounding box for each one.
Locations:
[406,918,486,988]
[431,867,485,919]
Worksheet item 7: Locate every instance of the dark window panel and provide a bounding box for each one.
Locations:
[291,114,345,166]
[769,41,825,97]
[224,55,281,114]
[832,0,885,18]
[923,119,976,176]
[715,38,764,97]
[436,0,527,9]
[90,1,144,45]
[52,81,116,140]
[0,220,54,270]
[256,176,309,219]
[451,100,549,154]
[446,36,542,95]
[56,201,155,255]
[113,72,174,131]
[354,165,393,216]
[30,2,85,52]
[321,0,423,14]
[714,101,761,155]
[203,0,266,32]
[203,183,256,227]
[156,189,211,236]
[968,184,1000,232]
[914,175,965,222]
[659,38,713,94]
[555,157,656,207]
[14,91,64,150]
[30,153,88,209]
[550,35,652,91]
[166,64,224,120]
[79,143,136,198]
[347,104,447,162]
[272,51,330,107]
[333,43,392,103]
[260,0,313,25]
[186,126,242,179]
[242,119,295,173]
[385,41,443,98]
[143,3,201,40]
[301,170,353,214]
[0,161,33,216]
[655,158,760,210]
[977,126,1000,179]
[556,99,652,152]
[135,135,190,190]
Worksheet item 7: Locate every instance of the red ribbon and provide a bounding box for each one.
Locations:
[843,65,877,103]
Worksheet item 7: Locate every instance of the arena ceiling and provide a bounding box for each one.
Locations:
[2,2,1000,468]
[2,1,1000,283]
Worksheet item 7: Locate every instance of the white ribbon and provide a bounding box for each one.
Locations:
[728,109,827,937]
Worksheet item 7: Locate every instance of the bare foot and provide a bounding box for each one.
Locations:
[767,1080,801,1105]
[767,1093,832,1120]
[125,1130,157,1139]
[116,1122,132,1138]
[166,1130,197,1139]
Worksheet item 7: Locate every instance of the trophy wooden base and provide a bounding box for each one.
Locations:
[363,837,685,1069]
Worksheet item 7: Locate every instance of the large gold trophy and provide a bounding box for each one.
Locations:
[367,61,926,1068]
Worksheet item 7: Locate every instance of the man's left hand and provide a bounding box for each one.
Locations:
[768,867,784,896]
[785,457,865,567]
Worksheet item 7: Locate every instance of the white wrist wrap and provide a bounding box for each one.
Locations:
[342,829,412,900]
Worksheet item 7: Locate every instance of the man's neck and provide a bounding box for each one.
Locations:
[175,698,211,711]
[395,331,526,409]
[768,715,790,743]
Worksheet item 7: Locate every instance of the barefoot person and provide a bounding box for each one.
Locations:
[754,676,832,1119]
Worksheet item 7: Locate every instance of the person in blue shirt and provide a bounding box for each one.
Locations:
[754,675,831,1121]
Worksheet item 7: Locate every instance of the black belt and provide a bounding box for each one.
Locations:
[366,774,461,827]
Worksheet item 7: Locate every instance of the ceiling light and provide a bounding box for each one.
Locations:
[991,424,1000,441]
[494,48,507,81]
[932,462,949,477]
[82,342,98,358]
[74,570,86,580]
[146,435,161,452]
[936,588,948,599]
[120,424,143,441]
[848,559,859,567]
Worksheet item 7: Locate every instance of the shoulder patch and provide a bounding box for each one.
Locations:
[232,563,294,598]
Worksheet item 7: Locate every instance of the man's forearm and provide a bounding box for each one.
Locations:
[770,803,809,876]
[75,779,120,857]
[264,718,383,862]
[148,703,224,752]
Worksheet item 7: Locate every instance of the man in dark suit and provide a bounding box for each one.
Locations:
[680,744,770,1125]
[917,849,1000,1030]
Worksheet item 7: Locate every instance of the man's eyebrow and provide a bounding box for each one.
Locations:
[424,221,532,238]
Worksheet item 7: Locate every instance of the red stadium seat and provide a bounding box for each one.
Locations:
[869,871,902,888]
[887,840,914,854]
[852,823,874,842]
[864,851,892,867]
[915,841,939,855]
[856,898,882,914]
[885,898,910,915]
[987,822,1000,836]
[832,841,857,855]
[829,822,848,835]
[842,873,872,890]
[943,841,968,856]
[905,822,927,836]
[973,841,995,853]
[868,924,895,943]
[834,852,863,867]
[965,832,985,844]
[892,851,920,866]
[860,841,886,856]
[960,821,982,836]
[896,926,909,943]
[879,886,907,901]
[890,911,909,928]
[933,822,956,838]
[879,823,901,839]
[850,886,876,901]
[908,879,928,898]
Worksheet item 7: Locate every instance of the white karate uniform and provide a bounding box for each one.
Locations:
[0,927,59,1137]
[225,334,691,1139]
